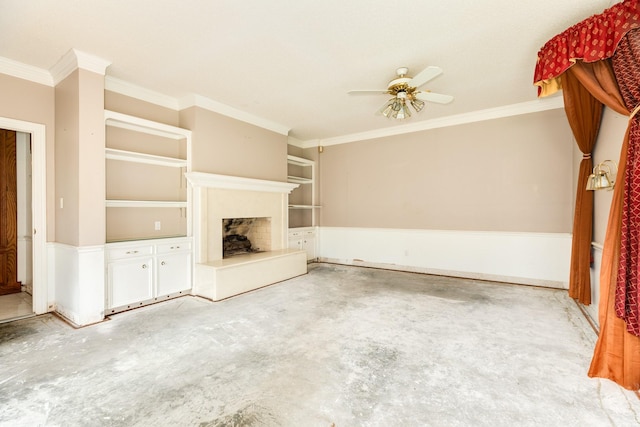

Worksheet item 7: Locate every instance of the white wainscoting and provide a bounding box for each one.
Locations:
[48,243,105,326]
[587,243,603,328]
[318,227,572,288]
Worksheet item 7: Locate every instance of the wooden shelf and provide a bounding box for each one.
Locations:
[106,148,187,168]
[287,175,313,184]
[288,204,322,209]
[287,155,313,167]
[106,200,188,208]
[105,110,191,140]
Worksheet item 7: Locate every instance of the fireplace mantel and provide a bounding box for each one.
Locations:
[185,172,298,193]
[186,171,307,301]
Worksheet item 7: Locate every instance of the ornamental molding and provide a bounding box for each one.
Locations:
[50,49,111,85]
[295,97,564,148]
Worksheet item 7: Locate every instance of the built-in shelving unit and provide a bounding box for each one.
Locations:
[287,154,319,260]
[287,155,321,218]
[104,110,193,311]
[105,110,192,242]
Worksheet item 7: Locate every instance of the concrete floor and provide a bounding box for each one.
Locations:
[1,263,639,426]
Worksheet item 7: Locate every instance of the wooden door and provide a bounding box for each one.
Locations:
[0,129,20,295]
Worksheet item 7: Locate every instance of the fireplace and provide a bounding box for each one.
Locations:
[222,217,271,258]
[185,172,307,301]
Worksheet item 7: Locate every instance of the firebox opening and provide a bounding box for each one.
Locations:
[222,217,271,258]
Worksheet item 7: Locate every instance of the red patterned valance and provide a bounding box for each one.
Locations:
[534,0,640,97]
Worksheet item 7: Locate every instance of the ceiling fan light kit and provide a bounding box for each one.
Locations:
[349,66,453,120]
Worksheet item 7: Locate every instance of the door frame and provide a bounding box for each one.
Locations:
[0,117,47,314]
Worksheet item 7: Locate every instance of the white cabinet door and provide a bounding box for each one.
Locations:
[289,237,302,250]
[302,233,316,260]
[108,257,154,308]
[156,252,191,296]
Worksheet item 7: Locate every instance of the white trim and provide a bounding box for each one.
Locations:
[0,56,53,86]
[296,96,565,148]
[318,227,572,288]
[587,242,604,328]
[180,94,290,136]
[50,49,110,85]
[105,76,180,110]
[185,171,299,194]
[0,117,48,314]
[287,136,307,148]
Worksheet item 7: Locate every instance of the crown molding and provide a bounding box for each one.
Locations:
[50,49,111,85]
[104,76,180,110]
[0,56,53,86]
[180,94,290,136]
[287,136,308,148]
[298,96,565,148]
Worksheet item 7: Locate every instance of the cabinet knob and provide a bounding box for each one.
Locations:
[161,261,166,266]
[127,250,139,254]
[142,264,147,269]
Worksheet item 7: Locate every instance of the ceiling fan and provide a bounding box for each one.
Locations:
[348,66,453,119]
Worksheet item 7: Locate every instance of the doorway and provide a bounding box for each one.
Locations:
[0,130,33,322]
[0,117,47,322]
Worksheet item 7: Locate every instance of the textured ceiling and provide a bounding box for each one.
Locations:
[0,0,615,142]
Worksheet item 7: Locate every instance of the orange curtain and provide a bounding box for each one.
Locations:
[564,53,640,391]
[561,61,628,305]
[588,128,640,390]
[561,70,601,305]
[534,1,640,391]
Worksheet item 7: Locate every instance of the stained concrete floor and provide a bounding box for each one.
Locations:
[1,263,639,426]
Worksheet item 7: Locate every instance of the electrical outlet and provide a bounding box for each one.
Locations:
[154,221,161,231]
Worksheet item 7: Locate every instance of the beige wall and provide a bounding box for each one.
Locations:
[180,106,287,182]
[0,74,56,241]
[55,71,81,245]
[592,107,628,244]
[318,109,574,232]
[105,91,179,126]
[55,69,106,246]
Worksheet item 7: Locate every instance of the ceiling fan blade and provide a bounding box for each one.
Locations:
[348,90,389,95]
[415,91,454,104]
[409,66,443,88]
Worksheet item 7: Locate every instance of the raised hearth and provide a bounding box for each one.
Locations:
[185,172,307,300]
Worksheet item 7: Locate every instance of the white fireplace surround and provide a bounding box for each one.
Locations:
[185,172,298,262]
[185,172,307,300]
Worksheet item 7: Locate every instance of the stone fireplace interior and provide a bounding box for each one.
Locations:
[222,217,271,258]
[203,186,288,262]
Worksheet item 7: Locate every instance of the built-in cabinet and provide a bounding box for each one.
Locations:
[104,111,192,312]
[288,227,316,261]
[287,155,319,260]
[106,238,192,313]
